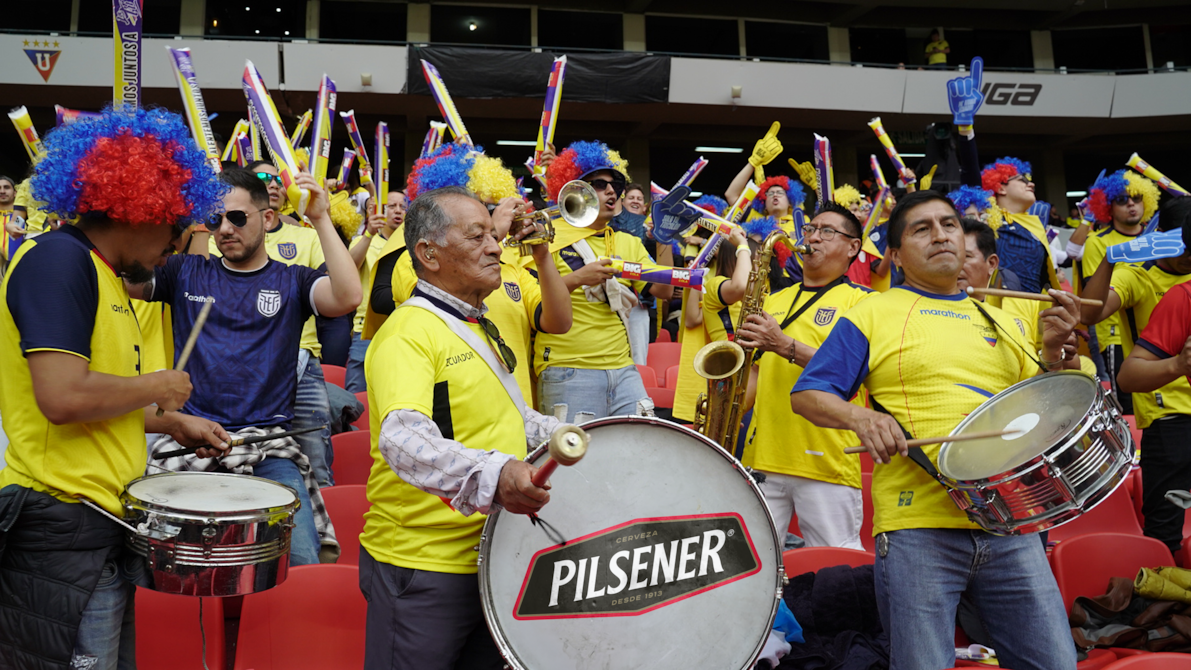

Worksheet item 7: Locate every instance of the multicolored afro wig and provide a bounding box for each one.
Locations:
[692,194,728,217]
[545,140,630,204]
[752,176,805,215]
[405,141,519,203]
[31,105,226,228]
[980,157,1032,193]
[742,215,794,268]
[833,184,864,209]
[948,185,995,216]
[1087,169,1160,223]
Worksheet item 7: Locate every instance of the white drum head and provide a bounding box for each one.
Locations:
[480,417,781,670]
[938,372,1099,481]
[126,472,297,513]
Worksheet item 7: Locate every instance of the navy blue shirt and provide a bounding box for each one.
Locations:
[150,254,324,430]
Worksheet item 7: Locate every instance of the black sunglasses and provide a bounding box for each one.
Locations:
[255,172,283,187]
[588,178,626,196]
[477,315,517,374]
[1112,194,1144,206]
[206,208,269,231]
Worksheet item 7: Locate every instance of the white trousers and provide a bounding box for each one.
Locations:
[760,471,864,550]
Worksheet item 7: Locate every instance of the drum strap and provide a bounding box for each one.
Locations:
[969,299,1048,374]
[868,397,946,484]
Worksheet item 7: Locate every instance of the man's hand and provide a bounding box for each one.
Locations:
[727,226,746,249]
[1176,336,1191,378]
[749,122,783,169]
[947,56,985,126]
[848,408,908,465]
[494,460,550,514]
[365,212,385,236]
[294,172,330,221]
[736,312,790,355]
[490,196,524,239]
[166,414,231,459]
[567,259,616,289]
[1040,289,1080,366]
[151,370,192,412]
[537,142,557,172]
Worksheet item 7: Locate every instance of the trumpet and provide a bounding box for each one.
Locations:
[504,179,600,256]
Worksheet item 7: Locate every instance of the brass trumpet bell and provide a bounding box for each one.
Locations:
[504,179,601,256]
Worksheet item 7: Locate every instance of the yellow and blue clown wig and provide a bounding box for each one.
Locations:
[32,105,225,228]
[545,140,630,204]
[406,141,519,203]
[948,185,995,217]
[1087,169,1160,224]
[752,176,806,215]
[833,184,864,209]
[981,157,1031,193]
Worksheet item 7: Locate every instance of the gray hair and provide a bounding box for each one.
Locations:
[404,186,481,274]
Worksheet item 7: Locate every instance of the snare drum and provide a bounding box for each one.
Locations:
[479,416,782,670]
[936,371,1134,536]
[122,472,299,596]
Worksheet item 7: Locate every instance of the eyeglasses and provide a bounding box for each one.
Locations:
[588,178,626,196]
[800,224,858,241]
[206,208,269,231]
[1006,174,1033,185]
[477,315,517,374]
[255,172,283,187]
[1112,194,1144,205]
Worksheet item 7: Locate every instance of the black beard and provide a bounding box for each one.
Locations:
[123,261,155,285]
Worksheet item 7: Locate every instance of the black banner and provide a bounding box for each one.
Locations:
[406,46,670,104]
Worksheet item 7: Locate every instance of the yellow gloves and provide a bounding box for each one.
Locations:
[790,159,817,193]
[749,122,783,184]
[919,165,939,191]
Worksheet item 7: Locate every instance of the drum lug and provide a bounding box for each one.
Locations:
[946,488,973,512]
[202,519,218,559]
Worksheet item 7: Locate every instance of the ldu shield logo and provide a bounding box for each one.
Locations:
[277,242,297,260]
[257,290,281,317]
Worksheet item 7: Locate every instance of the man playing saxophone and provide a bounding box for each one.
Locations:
[736,202,875,549]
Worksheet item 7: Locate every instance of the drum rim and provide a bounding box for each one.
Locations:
[122,471,300,517]
[937,370,1099,481]
[477,415,783,670]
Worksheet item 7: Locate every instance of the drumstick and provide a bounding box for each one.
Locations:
[843,429,1022,454]
[153,424,326,459]
[531,424,590,487]
[155,299,213,417]
[965,286,1102,308]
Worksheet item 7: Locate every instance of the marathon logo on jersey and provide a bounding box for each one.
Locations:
[257,289,282,317]
[919,308,970,321]
[814,307,837,326]
[513,513,760,620]
[277,242,298,260]
[504,282,521,302]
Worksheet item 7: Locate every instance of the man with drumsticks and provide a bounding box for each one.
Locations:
[0,107,231,669]
[792,190,1081,670]
[361,185,562,670]
[735,202,874,550]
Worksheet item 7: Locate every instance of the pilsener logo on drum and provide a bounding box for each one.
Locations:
[512,513,761,620]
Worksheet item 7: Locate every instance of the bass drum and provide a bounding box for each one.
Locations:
[479,416,782,670]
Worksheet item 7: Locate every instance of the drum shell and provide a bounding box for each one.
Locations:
[122,472,298,597]
[938,372,1135,536]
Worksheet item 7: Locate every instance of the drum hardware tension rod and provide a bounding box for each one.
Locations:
[843,429,1023,454]
[965,286,1103,308]
[156,298,214,417]
[76,496,142,535]
[153,425,326,459]
[531,424,589,487]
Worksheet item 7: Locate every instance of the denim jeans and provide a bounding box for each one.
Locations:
[874,528,1076,670]
[71,552,146,670]
[295,350,334,487]
[253,457,321,566]
[537,365,649,422]
[346,332,371,394]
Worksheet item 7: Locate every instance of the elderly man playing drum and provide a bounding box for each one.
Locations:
[792,190,1081,670]
[361,185,561,670]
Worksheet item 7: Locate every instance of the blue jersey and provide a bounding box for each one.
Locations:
[150,255,324,430]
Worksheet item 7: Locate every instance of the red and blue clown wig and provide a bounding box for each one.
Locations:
[405,141,518,203]
[544,140,630,204]
[693,194,728,217]
[31,105,225,228]
[948,185,995,216]
[752,176,806,215]
[1087,169,1160,224]
[980,157,1032,193]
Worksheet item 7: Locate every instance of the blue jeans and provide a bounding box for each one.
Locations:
[874,528,1076,670]
[346,331,370,394]
[253,457,321,566]
[537,365,649,423]
[72,552,145,670]
[295,351,334,487]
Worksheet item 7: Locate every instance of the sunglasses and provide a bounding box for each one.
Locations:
[255,172,284,187]
[1112,194,1144,205]
[588,178,626,196]
[477,315,517,374]
[206,208,269,231]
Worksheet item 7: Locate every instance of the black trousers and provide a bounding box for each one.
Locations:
[1104,344,1135,415]
[1140,415,1191,555]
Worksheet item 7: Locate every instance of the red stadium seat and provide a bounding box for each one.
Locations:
[1102,653,1191,669]
[331,431,373,486]
[646,343,681,383]
[1051,532,1173,614]
[352,391,369,431]
[648,387,675,409]
[322,485,369,566]
[782,547,873,578]
[323,364,347,389]
[636,365,659,389]
[1048,485,1143,545]
[135,588,225,670]
[665,365,680,389]
[234,565,366,670]
[655,329,672,343]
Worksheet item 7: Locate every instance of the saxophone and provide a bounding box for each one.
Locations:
[693,231,810,454]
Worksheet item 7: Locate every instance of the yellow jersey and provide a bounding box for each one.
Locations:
[672,288,709,423]
[1081,226,1142,351]
[701,274,743,344]
[0,226,146,515]
[793,287,1038,535]
[361,299,527,574]
[361,230,407,340]
[351,233,390,335]
[744,279,874,488]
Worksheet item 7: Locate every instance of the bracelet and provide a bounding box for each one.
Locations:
[1040,349,1066,368]
[786,339,798,364]
[736,245,750,255]
[364,231,374,238]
